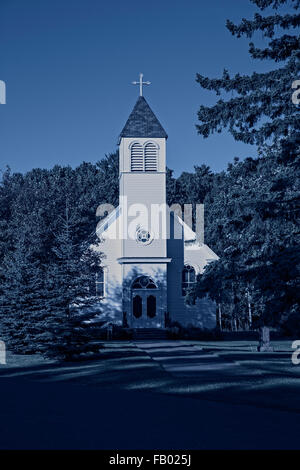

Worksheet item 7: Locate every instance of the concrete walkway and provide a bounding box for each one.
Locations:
[135,341,237,376]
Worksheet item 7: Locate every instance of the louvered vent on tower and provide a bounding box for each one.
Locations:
[144,143,157,171]
[131,143,143,171]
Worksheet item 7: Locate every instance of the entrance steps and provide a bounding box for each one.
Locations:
[133,328,169,340]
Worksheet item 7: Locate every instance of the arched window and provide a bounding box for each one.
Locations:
[131,143,143,171]
[130,142,158,172]
[132,276,157,289]
[144,143,157,171]
[182,265,196,297]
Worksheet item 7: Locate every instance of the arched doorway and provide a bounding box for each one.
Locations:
[131,276,159,327]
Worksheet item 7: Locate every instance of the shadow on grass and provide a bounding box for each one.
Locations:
[0,340,299,416]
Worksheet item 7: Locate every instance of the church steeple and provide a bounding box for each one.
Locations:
[120,96,168,140]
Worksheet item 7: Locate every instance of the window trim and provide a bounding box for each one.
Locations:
[144,142,158,172]
[181,264,196,298]
[95,268,106,298]
[131,276,158,290]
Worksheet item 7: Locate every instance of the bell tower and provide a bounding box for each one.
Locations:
[117,79,170,329]
[118,93,168,258]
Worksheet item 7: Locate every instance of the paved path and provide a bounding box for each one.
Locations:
[135,341,239,377]
[130,340,300,415]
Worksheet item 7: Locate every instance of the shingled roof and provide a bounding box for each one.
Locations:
[120,96,168,139]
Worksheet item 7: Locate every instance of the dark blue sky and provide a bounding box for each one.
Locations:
[0,0,276,176]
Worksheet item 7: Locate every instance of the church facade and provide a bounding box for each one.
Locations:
[95,94,218,330]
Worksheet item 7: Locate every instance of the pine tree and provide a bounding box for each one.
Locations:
[42,204,102,361]
[197,155,300,346]
[195,0,300,347]
[0,234,47,353]
[196,257,236,331]
[196,0,300,160]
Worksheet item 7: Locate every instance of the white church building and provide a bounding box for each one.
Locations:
[95,84,218,330]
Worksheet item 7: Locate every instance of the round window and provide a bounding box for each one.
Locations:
[136,227,153,245]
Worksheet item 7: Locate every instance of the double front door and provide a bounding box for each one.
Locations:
[132,290,159,327]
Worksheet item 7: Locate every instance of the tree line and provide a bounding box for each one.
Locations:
[0,145,298,356]
[0,0,299,357]
[193,0,299,345]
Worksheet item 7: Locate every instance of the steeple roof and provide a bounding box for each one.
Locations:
[120,96,168,139]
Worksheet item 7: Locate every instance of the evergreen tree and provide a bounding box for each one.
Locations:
[197,155,300,343]
[42,204,102,360]
[0,152,119,273]
[196,0,300,160]
[0,232,47,353]
[195,0,300,346]
[0,199,103,360]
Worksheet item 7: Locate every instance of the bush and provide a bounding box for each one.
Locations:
[97,324,134,340]
[166,322,222,340]
[281,312,300,338]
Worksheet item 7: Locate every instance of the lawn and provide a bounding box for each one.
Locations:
[0,339,299,449]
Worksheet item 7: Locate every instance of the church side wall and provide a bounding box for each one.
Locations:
[97,231,123,325]
[167,216,217,330]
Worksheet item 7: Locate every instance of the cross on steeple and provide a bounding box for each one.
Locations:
[132,73,151,97]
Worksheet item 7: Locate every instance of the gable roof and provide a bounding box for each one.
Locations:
[120,96,168,139]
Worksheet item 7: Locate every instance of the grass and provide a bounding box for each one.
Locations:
[1,339,298,410]
[0,339,299,449]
